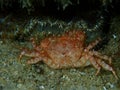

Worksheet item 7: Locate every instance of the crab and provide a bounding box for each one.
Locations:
[19,30,118,79]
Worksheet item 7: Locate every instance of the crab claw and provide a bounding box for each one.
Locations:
[19,47,29,61]
[19,50,26,60]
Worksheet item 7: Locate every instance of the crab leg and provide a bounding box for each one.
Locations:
[92,50,112,64]
[86,38,101,50]
[19,49,40,60]
[86,38,111,64]
[88,57,101,76]
[27,57,42,64]
[96,58,118,79]
[86,53,118,79]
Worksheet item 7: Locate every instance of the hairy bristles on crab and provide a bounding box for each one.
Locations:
[19,30,118,79]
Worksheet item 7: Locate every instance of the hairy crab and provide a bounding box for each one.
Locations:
[19,30,118,79]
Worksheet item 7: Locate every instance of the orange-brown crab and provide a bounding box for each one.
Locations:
[19,30,118,79]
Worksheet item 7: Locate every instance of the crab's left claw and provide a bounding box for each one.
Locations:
[19,50,26,61]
